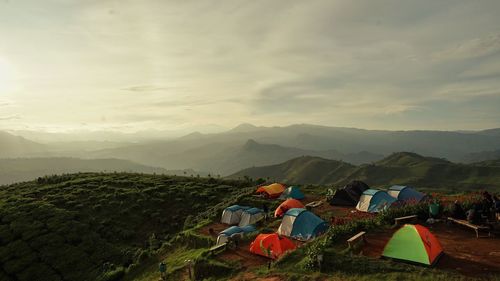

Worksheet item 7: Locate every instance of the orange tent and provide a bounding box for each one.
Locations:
[256,183,286,198]
[274,199,305,217]
[249,233,296,259]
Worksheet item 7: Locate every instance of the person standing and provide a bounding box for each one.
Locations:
[263,203,269,221]
[159,261,167,280]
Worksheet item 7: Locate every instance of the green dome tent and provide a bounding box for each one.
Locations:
[382,224,443,266]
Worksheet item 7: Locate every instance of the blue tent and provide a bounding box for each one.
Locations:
[277,208,328,241]
[279,186,305,200]
[220,226,244,236]
[356,189,397,213]
[240,225,257,233]
[217,225,258,246]
[388,185,426,203]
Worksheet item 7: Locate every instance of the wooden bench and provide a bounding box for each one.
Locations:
[447,217,491,238]
[305,201,323,210]
[347,231,366,250]
[394,215,418,226]
[208,243,227,255]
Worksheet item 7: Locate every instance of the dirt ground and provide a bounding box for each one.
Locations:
[362,221,500,277]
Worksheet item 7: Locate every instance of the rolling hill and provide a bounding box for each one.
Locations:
[230,152,500,190]
[0,173,252,281]
[0,158,172,185]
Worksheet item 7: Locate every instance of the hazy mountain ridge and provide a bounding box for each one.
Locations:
[230,152,500,190]
[0,157,171,185]
[2,124,500,176]
[0,131,47,158]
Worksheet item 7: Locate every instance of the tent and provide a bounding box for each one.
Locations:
[388,185,427,203]
[277,208,328,241]
[216,225,257,246]
[239,207,265,227]
[274,199,305,218]
[279,186,305,200]
[329,180,369,206]
[382,224,443,266]
[249,233,296,259]
[356,189,397,213]
[221,205,249,224]
[256,183,286,198]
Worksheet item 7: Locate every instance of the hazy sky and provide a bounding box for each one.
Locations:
[1,0,500,133]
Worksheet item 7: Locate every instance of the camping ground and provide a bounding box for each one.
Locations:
[151,186,500,281]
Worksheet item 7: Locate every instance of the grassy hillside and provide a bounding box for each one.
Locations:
[0,158,171,185]
[0,173,252,281]
[230,152,500,191]
[232,156,356,185]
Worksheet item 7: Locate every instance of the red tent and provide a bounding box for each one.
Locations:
[274,199,305,217]
[249,233,296,259]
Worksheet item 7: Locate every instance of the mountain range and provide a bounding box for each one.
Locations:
[1,123,500,177]
[230,152,500,191]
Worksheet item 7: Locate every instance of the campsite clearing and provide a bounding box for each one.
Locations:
[362,222,500,277]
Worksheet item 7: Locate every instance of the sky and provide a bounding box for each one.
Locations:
[1,0,500,134]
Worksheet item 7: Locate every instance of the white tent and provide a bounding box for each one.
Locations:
[220,205,249,224]
[239,208,264,227]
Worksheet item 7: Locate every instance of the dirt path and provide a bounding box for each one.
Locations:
[362,221,500,277]
[217,239,270,269]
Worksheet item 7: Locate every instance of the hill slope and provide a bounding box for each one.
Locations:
[0,157,172,185]
[0,173,251,281]
[230,152,500,190]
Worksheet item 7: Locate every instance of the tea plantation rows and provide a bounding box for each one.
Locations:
[0,173,251,281]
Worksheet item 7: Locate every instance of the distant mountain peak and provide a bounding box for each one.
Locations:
[242,139,260,150]
[229,123,259,133]
[179,131,204,140]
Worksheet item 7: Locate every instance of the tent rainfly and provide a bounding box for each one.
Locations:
[277,208,328,241]
[239,208,265,227]
[382,224,443,266]
[220,205,249,224]
[274,199,305,218]
[249,233,296,259]
[356,189,397,213]
[256,183,286,198]
[388,185,427,203]
[329,180,369,206]
[216,225,257,246]
[279,186,305,200]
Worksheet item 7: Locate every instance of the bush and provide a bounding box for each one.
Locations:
[193,257,236,280]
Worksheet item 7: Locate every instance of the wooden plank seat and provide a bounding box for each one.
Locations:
[305,201,323,210]
[447,217,491,238]
[347,231,366,250]
[208,243,227,255]
[394,215,418,226]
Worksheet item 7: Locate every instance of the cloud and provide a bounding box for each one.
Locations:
[0,114,20,121]
[121,85,175,92]
[433,33,500,61]
[1,0,500,131]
